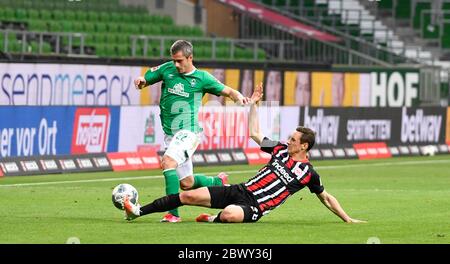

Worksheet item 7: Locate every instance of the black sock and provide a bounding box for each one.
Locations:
[139,194,182,216]
[213,212,223,223]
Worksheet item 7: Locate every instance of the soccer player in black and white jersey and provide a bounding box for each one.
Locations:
[122,83,366,224]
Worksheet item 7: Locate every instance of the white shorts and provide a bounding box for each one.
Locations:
[164,130,201,180]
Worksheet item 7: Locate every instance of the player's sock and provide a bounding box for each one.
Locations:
[213,212,223,223]
[140,194,182,216]
[192,174,222,189]
[163,169,180,217]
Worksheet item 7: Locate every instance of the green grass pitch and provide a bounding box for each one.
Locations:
[0,155,449,244]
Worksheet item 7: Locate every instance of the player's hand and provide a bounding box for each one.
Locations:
[239,96,251,105]
[250,82,263,104]
[134,77,146,90]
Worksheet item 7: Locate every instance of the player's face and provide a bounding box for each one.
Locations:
[287,131,308,155]
[172,51,193,73]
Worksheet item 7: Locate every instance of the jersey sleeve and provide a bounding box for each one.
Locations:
[260,137,287,155]
[307,170,324,194]
[202,71,225,96]
[144,63,167,85]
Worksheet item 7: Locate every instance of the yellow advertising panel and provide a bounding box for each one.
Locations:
[224,69,240,103]
[283,71,311,106]
[283,71,296,105]
[200,68,213,105]
[343,73,360,106]
[254,70,264,88]
[311,72,333,106]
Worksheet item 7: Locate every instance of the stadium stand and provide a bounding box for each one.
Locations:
[0,0,267,60]
[252,0,448,103]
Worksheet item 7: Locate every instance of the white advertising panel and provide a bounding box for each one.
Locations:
[0,63,142,106]
[118,106,165,152]
[118,105,297,151]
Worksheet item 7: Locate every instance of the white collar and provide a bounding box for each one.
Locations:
[184,67,197,76]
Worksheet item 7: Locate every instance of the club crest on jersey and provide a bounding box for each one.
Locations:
[168,83,189,97]
[190,79,196,87]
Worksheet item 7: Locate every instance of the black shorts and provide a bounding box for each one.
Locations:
[207,184,263,222]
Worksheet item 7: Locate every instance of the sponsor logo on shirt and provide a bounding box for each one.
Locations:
[168,83,189,98]
[271,159,294,184]
[150,66,160,72]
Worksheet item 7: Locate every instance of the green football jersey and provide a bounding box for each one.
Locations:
[144,61,225,136]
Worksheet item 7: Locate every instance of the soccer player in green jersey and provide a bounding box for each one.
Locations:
[134,40,250,222]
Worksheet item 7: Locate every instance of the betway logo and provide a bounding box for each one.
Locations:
[401,108,442,143]
[71,108,111,154]
[304,108,339,146]
[271,159,294,184]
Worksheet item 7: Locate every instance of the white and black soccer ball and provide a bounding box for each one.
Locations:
[112,183,139,210]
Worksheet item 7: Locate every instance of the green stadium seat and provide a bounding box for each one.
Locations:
[48,21,62,32]
[98,12,110,22]
[27,9,39,20]
[15,9,27,20]
[1,8,15,21]
[421,13,440,39]
[141,24,162,35]
[83,22,96,33]
[413,2,431,29]
[110,12,123,22]
[64,10,76,21]
[27,20,47,32]
[84,34,96,45]
[106,34,118,44]
[117,44,130,57]
[441,22,450,48]
[87,11,99,22]
[116,34,129,45]
[61,21,73,32]
[95,34,108,44]
[40,10,52,20]
[53,10,64,21]
[108,23,121,33]
[95,44,107,56]
[75,11,88,21]
[95,23,108,33]
[395,1,411,19]
[216,46,230,59]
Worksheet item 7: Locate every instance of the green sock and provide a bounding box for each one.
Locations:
[192,174,222,189]
[163,169,180,217]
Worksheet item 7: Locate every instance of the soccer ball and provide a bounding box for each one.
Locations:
[112,183,139,210]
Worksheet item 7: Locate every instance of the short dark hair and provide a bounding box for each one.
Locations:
[170,40,193,57]
[296,126,316,151]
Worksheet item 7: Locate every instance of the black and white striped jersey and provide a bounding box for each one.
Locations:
[244,137,324,216]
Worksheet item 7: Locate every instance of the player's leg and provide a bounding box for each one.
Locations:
[178,159,228,191]
[160,130,200,221]
[196,205,262,223]
[123,187,212,220]
[196,205,244,223]
[160,154,181,220]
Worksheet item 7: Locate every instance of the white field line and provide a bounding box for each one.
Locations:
[0,159,449,188]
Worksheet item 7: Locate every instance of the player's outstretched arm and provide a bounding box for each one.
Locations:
[220,86,250,105]
[316,190,367,223]
[249,83,264,146]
